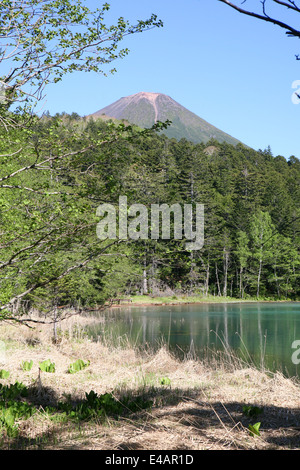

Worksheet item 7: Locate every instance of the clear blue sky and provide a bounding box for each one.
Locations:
[43,0,300,159]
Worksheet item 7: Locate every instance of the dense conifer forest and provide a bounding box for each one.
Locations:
[1,113,299,317]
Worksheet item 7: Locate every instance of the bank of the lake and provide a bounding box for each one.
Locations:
[90,300,300,378]
[0,313,299,450]
[112,295,297,308]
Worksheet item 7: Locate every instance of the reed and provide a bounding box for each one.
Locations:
[0,313,299,450]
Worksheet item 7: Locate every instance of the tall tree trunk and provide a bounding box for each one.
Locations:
[215,263,221,296]
[142,239,148,294]
[223,248,229,297]
[143,267,148,295]
[274,265,280,297]
[257,258,262,298]
[205,261,210,296]
[53,303,58,343]
[239,266,243,299]
[189,171,194,292]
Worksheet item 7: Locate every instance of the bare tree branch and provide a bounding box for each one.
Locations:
[0,240,122,313]
[273,0,300,12]
[0,144,95,183]
[218,0,300,37]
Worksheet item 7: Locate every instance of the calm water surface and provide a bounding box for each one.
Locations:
[87,302,300,376]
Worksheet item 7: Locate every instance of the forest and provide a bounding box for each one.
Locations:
[1,0,300,453]
[1,111,299,319]
[0,0,299,323]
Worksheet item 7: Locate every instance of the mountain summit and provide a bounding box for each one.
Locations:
[90,92,242,146]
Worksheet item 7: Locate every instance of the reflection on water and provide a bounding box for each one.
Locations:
[86,302,300,377]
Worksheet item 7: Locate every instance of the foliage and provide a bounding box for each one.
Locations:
[0,382,34,436]
[159,377,171,386]
[0,381,28,400]
[39,359,55,373]
[248,422,261,437]
[0,0,162,111]
[243,405,263,418]
[0,373,153,437]
[0,0,163,323]
[68,358,90,374]
[51,389,153,422]
[243,405,263,437]
[0,2,299,323]
[0,369,9,379]
[1,115,299,320]
[21,360,33,372]
[0,401,36,437]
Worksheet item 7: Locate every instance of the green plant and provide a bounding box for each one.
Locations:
[159,377,171,386]
[0,382,36,436]
[248,422,261,437]
[0,382,28,400]
[68,359,90,374]
[243,405,263,418]
[0,369,10,379]
[55,390,153,423]
[39,359,55,373]
[0,401,36,436]
[21,360,33,372]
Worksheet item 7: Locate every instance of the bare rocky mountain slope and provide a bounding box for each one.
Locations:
[90,92,242,146]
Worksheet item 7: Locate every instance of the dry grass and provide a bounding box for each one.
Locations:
[0,313,299,450]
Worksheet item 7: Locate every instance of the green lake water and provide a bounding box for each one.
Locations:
[87,302,300,377]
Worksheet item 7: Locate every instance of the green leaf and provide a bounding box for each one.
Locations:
[159,377,171,386]
[2,408,15,427]
[0,369,10,379]
[242,405,263,418]
[39,359,55,373]
[21,360,33,371]
[68,359,90,374]
[248,422,261,437]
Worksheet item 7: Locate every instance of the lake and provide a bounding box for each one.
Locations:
[86,301,300,377]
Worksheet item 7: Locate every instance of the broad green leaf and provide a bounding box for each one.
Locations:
[248,422,261,437]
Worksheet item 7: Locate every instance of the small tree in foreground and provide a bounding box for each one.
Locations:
[0,1,163,322]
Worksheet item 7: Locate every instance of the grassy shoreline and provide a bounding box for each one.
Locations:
[112,294,297,308]
[0,313,299,450]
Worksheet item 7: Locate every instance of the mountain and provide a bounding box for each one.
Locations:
[90,92,242,146]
